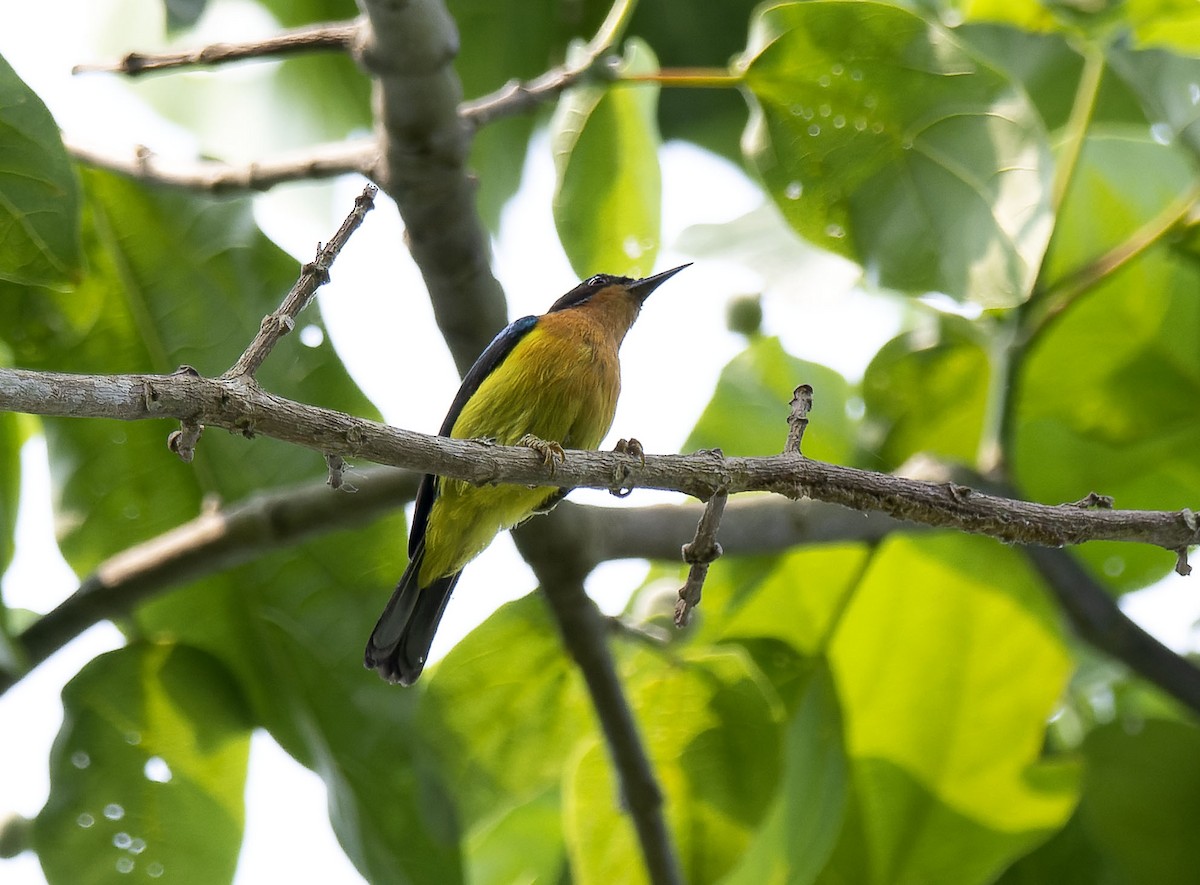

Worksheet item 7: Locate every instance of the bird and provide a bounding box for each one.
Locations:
[365,264,690,685]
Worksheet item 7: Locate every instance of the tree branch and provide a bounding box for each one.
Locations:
[1027,546,1200,715]
[354,0,507,373]
[513,519,684,885]
[2,468,420,693]
[0,465,907,696]
[64,0,645,378]
[1,366,1196,555]
[63,136,378,194]
[72,21,360,75]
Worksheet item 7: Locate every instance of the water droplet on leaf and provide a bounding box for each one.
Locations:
[299,325,324,348]
[144,757,173,784]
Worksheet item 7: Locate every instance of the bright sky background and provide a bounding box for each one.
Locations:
[2,1,1199,883]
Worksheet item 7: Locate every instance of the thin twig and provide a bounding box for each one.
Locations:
[72,21,360,76]
[460,0,639,129]
[674,489,728,627]
[65,1,636,204]
[225,184,377,379]
[784,384,813,455]
[324,453,349,490]
[1048,47,1105,218]
[63,137,378,195]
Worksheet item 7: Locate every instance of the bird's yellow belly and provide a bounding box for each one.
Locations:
[417,322,620,584]
[419,481,553,581]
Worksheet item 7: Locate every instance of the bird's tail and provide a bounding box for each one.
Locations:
[364,544,461,686]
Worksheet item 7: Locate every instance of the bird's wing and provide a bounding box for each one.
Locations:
[408,315,539,557]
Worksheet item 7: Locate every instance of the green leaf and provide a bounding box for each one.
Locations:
[999,718,1200,884]
[944,0,1061,31]
[721,663,848,885]
[1124,0,1200,53]
[564,648,783,884]
[738,1,1053,306]
[861,316,991,471]
[552,38,662,278]
[135,512,463,885]
[0,168,375,574]
[994,809,1108,885]
[1108,47,1200,159]
[465,787,567,885]
[0,53,82,288]
[420,594,593,829]
[1077,719,1200,883]
[3,169,450,881]
[712,543,871,657]
[34,642,251,885]
[163,0,207,32]
[684,336,857,465]
[954,25,1086,135]
[823,533,1079,884]
[1015,132,1200,591]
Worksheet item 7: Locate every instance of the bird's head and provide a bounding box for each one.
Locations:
[548,263,691,314]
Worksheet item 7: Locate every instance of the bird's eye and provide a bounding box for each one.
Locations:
[586,275,605,286]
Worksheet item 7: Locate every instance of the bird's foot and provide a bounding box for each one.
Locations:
[614,437,645,466]
[518,434,566,474]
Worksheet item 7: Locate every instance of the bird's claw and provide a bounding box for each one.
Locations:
[614,437,645,466]
[518,434,566,474]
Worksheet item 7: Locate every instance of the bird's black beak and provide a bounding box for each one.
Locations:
[628,263,691,304]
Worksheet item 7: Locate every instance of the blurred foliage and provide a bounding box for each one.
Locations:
[3,0,1200,882]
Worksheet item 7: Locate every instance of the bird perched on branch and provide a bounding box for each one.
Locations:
[365,264,690,685]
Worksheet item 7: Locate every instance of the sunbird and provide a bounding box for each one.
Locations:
[365,264,690,684]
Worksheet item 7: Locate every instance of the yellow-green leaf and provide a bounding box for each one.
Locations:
[552,38,662,278]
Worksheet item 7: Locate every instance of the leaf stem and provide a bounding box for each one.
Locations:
[586,0,641,56]
[621,68,742,88]
[1049,46,1105,217]
[1026,181,1200,344]
[983,46,1105,473]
